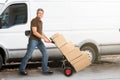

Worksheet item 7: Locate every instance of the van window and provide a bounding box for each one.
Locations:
[0,3,27,29]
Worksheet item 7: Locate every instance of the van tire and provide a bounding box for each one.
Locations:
[0,54,3,70]
[80,45,98,63]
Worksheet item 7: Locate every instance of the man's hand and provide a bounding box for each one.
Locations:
[44,38,51,43]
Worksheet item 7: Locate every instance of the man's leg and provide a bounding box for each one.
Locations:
[19,39,37,72]
[37,40,49,72]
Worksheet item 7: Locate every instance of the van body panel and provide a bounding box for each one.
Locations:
[0,0,120,63]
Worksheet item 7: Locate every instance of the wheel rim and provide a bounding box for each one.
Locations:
[81,46,96,62]
[85,50,93,61]
[65,69,72,76]
[81,45,98,63]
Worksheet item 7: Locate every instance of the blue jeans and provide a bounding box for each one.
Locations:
[19,39,48,72]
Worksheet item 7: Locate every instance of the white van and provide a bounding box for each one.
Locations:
[0,0,120,69]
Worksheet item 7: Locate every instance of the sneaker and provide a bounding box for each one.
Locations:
[19,71,28,75]
[42,70,53,74]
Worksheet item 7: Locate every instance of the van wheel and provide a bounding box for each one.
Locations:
[81,45,98,63]
[0,55,3,69]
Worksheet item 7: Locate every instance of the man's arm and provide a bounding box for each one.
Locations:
[32,27,51,43]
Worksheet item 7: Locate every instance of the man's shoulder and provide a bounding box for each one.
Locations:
[31,17,37,22]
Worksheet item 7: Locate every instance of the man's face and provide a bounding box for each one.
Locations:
[37,10,44,19]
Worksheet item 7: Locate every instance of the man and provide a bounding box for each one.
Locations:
[19,8,53,75]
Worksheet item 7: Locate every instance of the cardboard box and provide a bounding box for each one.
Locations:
[54,35,67,48]
[70,52,91,72]
[70,51,88,64]
[51,33,91,72]
[51,33,67,48]
[59,42,75,55]
[65,47,82,62]
[50,33,60,40]
[72,57,91,72]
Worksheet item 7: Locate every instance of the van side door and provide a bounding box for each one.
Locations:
[0,3,28,59]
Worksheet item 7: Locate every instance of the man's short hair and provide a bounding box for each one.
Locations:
[37,8,44,14]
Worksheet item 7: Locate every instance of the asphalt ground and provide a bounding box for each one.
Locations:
[1,55,120,80]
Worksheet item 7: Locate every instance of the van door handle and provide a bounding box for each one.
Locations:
[25,30,30,36]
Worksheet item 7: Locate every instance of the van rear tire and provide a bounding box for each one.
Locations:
[81,45,98,63]
[0,55,3,70]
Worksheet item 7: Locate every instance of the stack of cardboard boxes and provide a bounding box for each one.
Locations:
[50,33,91,72]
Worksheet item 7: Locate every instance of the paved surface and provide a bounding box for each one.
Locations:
[0,55,120,80]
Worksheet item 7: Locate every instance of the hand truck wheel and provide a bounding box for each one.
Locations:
[64,67,73,76]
